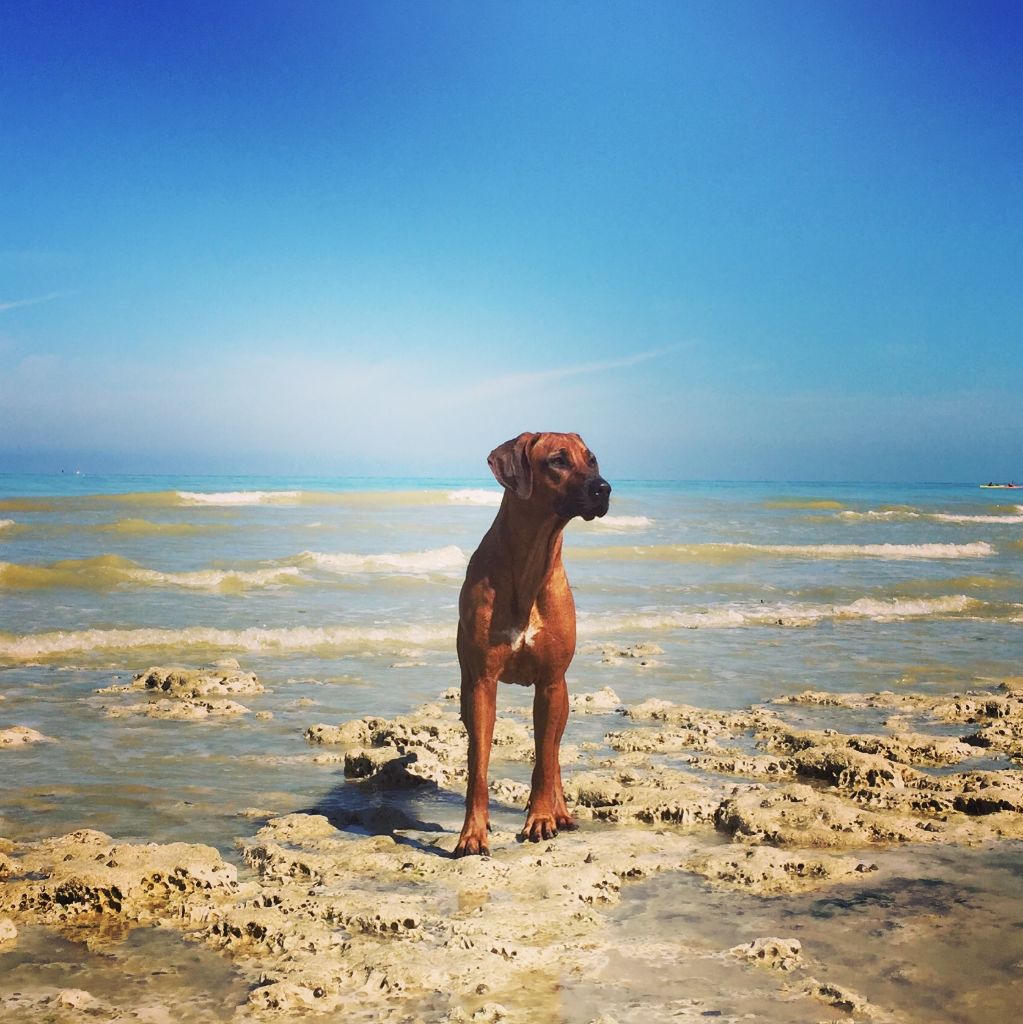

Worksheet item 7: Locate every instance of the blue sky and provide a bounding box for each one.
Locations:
[1,1,1020,481]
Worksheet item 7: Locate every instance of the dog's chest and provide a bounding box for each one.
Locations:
[506,603,544,652]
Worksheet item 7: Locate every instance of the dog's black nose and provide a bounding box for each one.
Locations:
[588,477,611,501]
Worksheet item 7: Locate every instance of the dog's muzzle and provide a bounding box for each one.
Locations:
[579,476,611,521]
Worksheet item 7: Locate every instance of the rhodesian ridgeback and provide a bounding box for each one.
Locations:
[454,432,611,857]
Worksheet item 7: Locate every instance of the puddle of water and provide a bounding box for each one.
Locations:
[592,841,1023,1024]
[0,923,250,1021]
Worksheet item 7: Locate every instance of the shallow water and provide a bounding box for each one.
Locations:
[589,841,1023,1024]
[1,475,1022,1019]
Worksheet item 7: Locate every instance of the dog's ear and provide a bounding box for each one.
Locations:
[487,432,539,499]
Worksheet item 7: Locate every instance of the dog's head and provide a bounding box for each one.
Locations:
[487,432,611,521]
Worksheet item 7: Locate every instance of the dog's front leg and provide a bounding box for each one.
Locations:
[455,673,498,857]
[522,674,576,841]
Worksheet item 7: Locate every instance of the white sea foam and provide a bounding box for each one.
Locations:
[931,512,1023,524]
[578,594,982,634]
[0,555,304,591]
[124,566,304,589]
[838,509,922,521]
[447,489,502,506]
[750,541,996,559]
[298,545,467,575]
[0,519,14,530]
[177,490,303,506]
[0,622,453,662]
[840,507,1023,525]
[0,593,988,664]
[591,515,653,531]
[575,541,996,563]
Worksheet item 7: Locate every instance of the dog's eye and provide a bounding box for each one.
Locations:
[548,452,570,469]
[586,452,597,467]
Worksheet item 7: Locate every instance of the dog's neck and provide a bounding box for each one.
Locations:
[494,493,567,614]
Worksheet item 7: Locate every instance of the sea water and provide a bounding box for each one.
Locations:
[1,475,1022,1020]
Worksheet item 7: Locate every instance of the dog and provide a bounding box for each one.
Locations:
[454,432,611,856]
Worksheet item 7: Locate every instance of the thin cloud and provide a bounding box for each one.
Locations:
[0,291,68,313]
[466,342,690,400]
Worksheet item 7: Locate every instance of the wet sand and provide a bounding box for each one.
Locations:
[3,662,1023,1022]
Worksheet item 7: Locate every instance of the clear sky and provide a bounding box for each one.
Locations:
[1,1,1020,481]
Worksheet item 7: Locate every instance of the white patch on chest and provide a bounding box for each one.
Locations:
[508,608,543,652]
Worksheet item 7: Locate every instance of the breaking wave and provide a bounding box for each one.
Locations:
[931,511,1023,524]
[446,489,502,506]
[590,515,653,531]
[0,622,453,663]
[572,541,995,563]
[0,555,303,592]
[0,545,470,591]
[296,545,467,576]
[0,595,987,664]
[838,509,922,522]
[177,490,303,506]
[578,594,983,634]
[840,507,1023,525]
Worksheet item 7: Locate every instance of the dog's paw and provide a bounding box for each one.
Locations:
[520,810,562,843]
[454,822,491,858]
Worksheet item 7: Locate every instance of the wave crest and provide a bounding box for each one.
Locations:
[591,515,653,531]
[0,622,452,663]
[0,594,989,664]
[177,490,303,506]
[447,489,502,506]
[298,545,467,575]
[0,555,303,592]
[573,541,995,563]
[578,594,982,634]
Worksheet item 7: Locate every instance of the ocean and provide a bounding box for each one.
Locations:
[1,474,1022,1021]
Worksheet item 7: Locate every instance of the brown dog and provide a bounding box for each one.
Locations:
[454,432,611,857]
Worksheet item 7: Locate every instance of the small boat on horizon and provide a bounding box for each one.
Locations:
[980,482,1021,489]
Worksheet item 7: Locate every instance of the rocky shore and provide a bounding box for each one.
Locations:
[3,663,1023,1021]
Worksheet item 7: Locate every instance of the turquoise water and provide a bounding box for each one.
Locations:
[2,474,1022,1022]
[1,475,1021,847]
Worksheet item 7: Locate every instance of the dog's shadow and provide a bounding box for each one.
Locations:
[302,770,529,859]
[302,774,460,858]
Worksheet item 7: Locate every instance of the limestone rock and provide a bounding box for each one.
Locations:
[715,783,924,848]
[566,767,721,827]
[53,989,99,1009]
[689,845,871,895]
[0,828,237,927]
[569,686,623,713]
[104,697,250,719]
[684,752,796,781]
[305,704,534,793]
[95,665,261,721]
[0,725,52,746]
[99,664,264,697]
[803,977,872,1015]
[729,935,802,971]
[606,726,727,754]
[489,777,530,806]
[600,643,664,665]
[952,771,1023,814]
